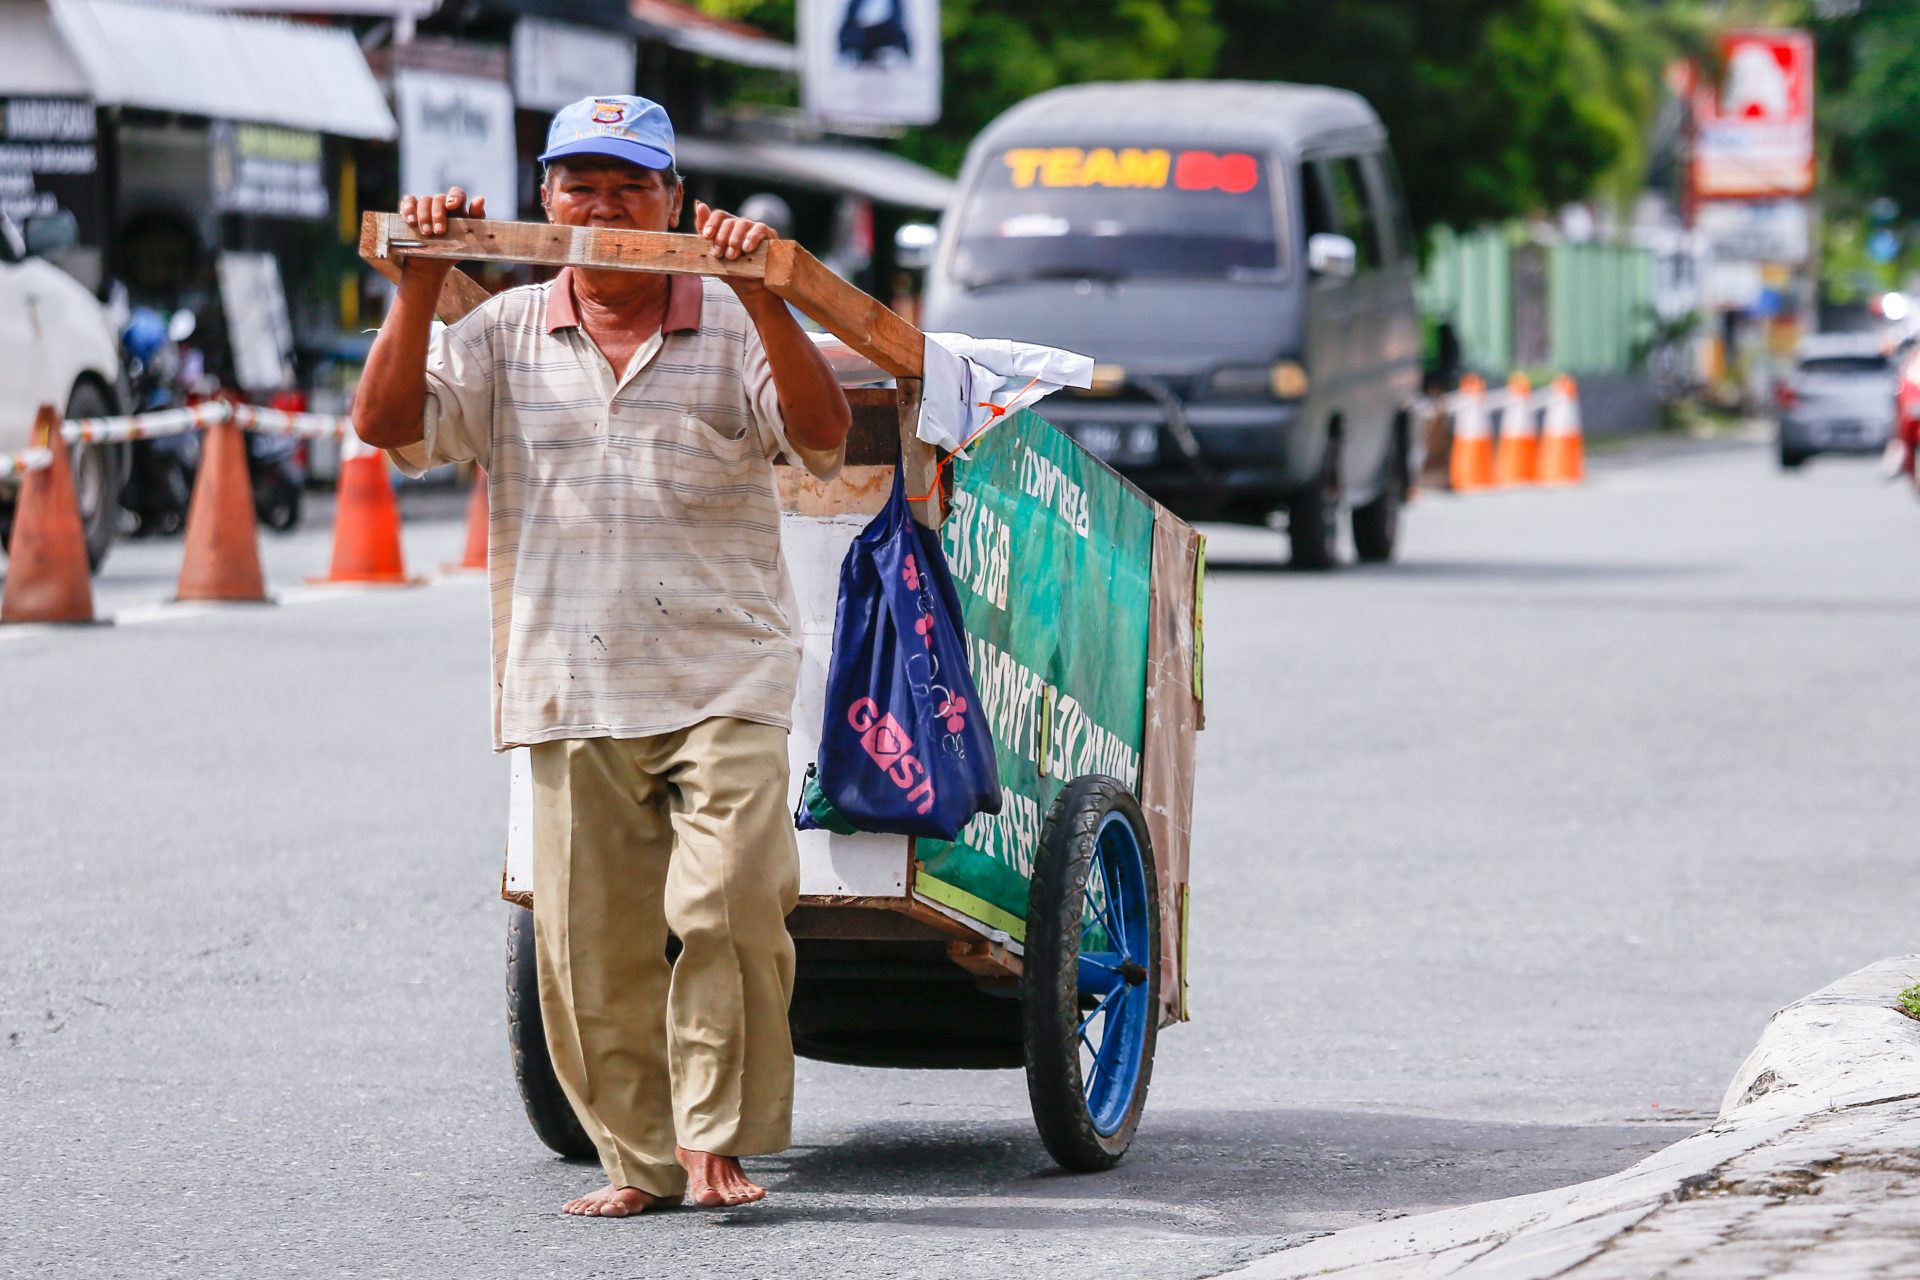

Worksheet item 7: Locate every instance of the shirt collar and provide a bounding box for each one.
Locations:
[546,268,703,336]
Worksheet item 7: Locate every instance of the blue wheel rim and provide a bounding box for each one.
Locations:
[1075,809,1151,1137]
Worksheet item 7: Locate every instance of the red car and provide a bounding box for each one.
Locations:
[1894,343,1920,495]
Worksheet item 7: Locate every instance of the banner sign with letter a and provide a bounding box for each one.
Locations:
[1690,29,1815,201]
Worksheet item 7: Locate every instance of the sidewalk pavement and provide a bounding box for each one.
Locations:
[1229,957,1920,1279]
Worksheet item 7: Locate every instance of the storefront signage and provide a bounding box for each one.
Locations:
[0,97,102,238]
[1690,30,1815,201]
[396,70,518,219]
[211,121,327,219]
[512,18,636,113]
[1698,199,1809,266]
[800,0,941,127]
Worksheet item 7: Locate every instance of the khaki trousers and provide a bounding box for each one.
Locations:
[529,718,800,1198]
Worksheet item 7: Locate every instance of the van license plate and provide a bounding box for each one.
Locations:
[1074,423,1158,464]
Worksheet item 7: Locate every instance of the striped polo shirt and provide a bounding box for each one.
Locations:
[388,268,843,751]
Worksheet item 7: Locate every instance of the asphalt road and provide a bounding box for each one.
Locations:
[4,441,1915,1278]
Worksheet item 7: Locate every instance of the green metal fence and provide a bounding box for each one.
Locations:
[1420,227,1512,373]
[1421,229,1655,378]
[1548,243,1655,375]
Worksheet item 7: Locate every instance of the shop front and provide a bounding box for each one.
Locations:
[3,0,398,408]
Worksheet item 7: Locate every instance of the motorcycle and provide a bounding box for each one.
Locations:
[251,390,307,533]
[117,309,307,534]
[117,307,200,537]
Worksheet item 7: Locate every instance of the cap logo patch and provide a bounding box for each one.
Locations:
[590,100,626,125]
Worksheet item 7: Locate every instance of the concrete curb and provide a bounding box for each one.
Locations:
[1225,957,1920,1279]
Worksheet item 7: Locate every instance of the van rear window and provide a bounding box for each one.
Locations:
[951,146,1282,287]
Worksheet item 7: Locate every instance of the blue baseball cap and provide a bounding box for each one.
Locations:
[538,95,676,171]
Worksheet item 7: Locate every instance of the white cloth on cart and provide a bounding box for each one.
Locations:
[917,332,1094,456]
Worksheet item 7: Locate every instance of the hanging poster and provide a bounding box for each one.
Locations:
[799,0,941,127]
[512,18,635,113]
[211,121,327,219]
[396,69,517,219]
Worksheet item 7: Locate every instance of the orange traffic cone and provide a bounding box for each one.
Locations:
[1494,373,1538,487]
[176,416,268,603]
[312,442,420,585]
[1,405,96,624]
[1449,375,1494,492]
[1537,376,1586,486]
[442,467,487,572]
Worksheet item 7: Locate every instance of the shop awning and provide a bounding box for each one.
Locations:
[45,0,398,139]
[0,3,90,95]
[161,0,438,15]
[628,0,797,73]
[675,135,955,211]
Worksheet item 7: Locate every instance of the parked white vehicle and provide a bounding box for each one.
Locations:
[0,211,126,568]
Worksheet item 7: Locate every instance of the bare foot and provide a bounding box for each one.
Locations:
[561,1185,683,1218]
[676,1146,767,1208]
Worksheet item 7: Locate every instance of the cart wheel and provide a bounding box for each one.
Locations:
[1023,775,1160,1172]
[506,904,596,1160]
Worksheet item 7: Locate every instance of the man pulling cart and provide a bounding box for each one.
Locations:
[354,91,1205,1219]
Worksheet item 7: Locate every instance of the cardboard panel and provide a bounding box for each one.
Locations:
[1142,515,1204,1024]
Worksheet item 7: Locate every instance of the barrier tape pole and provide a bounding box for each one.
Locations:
[0,448,55,479]
[43,402,357,447]
[228,405,355,440]
[60,401,233,445]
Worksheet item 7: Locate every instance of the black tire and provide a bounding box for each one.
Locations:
[1778,443,1809,470]
[506,904,597,1160]
[1352,430,1406,564]
[1287,434,1340,570]
[66,381,120,572]
[1023,775,1160,1172]
[256,476,301,533]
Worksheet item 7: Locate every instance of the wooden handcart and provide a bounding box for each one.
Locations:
[361,214,1205,1171]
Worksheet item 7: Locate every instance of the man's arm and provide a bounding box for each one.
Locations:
[353,187,484,449]
[695,201,852,452]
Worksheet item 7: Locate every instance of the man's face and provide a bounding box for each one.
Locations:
[541,157,682,232]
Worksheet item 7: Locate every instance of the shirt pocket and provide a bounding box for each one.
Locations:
[606,412,766,510]
[681,413,757,466]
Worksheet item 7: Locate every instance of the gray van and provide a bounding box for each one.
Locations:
[922,81,1421,567]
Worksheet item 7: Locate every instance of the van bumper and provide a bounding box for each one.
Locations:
[1041,399,1313,520]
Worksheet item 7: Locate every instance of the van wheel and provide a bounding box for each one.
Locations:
[1288,439,1340,570]
[0,383,120,570]
[1352,435,1406,563]
[66,381,119,571]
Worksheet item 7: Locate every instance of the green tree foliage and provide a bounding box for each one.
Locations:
[1818,1,1920,218]
[701,0,1690,233]
[901,0,1219,176]
[1210,0,1692,232]
[697,0,1218,177]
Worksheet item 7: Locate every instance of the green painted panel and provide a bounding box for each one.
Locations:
[913,408,1157,939]
[1420,226,1512,373]
[1549,242,1655,375]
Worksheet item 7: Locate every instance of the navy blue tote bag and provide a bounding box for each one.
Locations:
[796,465,1001,839]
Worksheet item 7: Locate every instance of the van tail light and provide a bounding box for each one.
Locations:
[1775,382,1798,410]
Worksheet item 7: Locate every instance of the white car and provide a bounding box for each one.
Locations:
[0,211,126,568]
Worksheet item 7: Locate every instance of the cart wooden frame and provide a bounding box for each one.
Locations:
[361,214,1205,1170]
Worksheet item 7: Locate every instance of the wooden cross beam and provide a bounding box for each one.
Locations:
[358,213,924,379]
[357,212,944,528]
